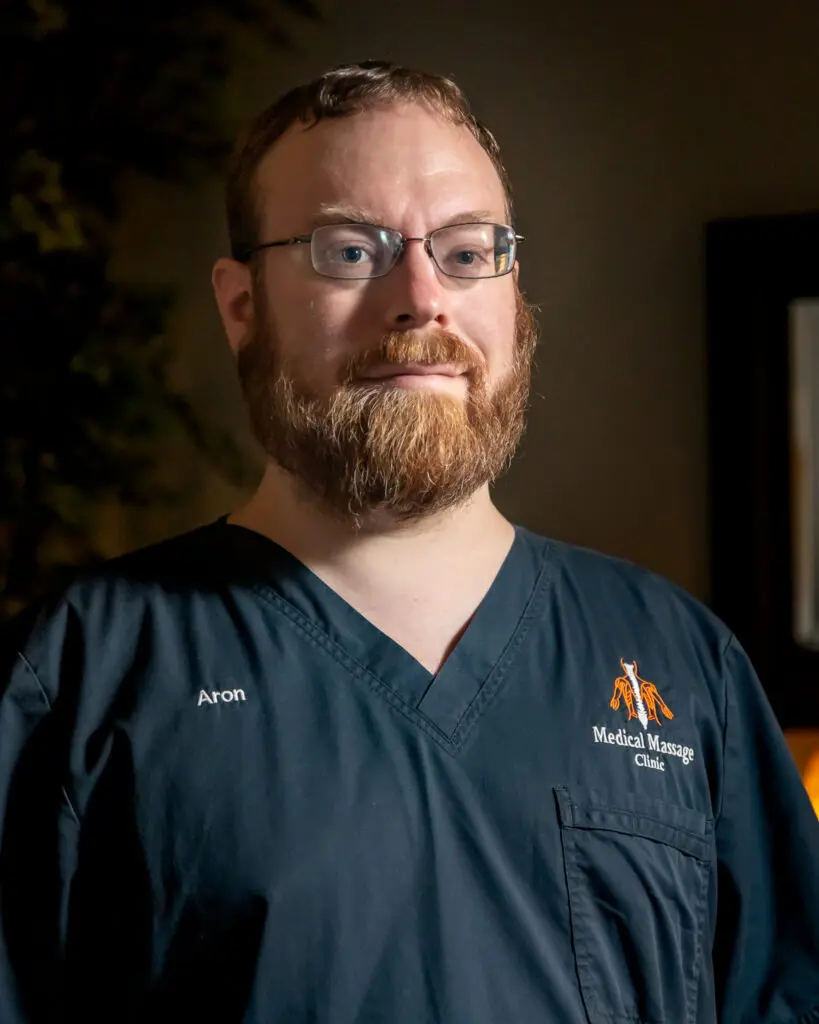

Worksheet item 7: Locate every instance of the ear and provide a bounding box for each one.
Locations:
[212,257,255,357]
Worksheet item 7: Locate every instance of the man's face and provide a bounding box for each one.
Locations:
[229,102,537,522]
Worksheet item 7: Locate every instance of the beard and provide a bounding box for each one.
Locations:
[237,288,537,525]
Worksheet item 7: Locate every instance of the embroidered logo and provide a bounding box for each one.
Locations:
[610,658,673,730]
[591,658,695,772]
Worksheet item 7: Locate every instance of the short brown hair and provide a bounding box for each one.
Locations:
[226,60,513,261]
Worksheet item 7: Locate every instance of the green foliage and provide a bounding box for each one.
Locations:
[0,0,318,619]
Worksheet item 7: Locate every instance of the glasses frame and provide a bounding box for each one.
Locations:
[237,222,524,280]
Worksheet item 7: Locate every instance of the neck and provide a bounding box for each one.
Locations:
[228,461,513,581]
[229,462,516,674]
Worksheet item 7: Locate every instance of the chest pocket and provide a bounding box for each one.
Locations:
[554,785,712,1024]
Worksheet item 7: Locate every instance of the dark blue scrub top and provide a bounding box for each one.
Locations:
[1,521,818,1023]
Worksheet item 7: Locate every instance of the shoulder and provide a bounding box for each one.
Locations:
[524,527,726,627]
[57,519,234,609]
[2,521,249,688]
[521,526,733,671]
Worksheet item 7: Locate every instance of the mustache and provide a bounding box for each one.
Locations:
[344,329,484,383]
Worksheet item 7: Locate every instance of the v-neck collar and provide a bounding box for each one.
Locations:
[218,520,552,746]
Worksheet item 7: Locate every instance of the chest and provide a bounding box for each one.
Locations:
[348,600,472,673]
[74,634,720,1024]
[67,579,727,1023]
[311,569,494,675]
[82,610,720,878]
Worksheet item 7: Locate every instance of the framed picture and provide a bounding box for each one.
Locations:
[706,211,819,729]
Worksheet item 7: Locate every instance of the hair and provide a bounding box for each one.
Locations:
[226,60,513,261]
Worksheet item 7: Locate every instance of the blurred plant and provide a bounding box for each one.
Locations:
[0,0,318,620]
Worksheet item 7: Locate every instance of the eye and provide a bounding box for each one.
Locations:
[444,246,493,267]
[339,245,370,264]
[323,237,378,265]
[453,249,479,265]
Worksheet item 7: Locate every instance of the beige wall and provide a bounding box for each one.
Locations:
[113,0,819,601]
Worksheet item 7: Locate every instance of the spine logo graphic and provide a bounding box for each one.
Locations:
[610,658,674,730]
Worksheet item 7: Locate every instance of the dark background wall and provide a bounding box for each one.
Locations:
[111,0,819,602]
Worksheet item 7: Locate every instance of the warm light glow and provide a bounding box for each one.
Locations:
[805,751,819,818]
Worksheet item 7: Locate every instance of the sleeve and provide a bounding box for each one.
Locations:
[713,634,819,1023]
[0,604,79,1023]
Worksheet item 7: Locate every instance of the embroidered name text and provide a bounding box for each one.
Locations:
[198,688,247,706]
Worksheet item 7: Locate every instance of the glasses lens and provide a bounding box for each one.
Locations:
[430,223,516,278]
[310,224,399,279]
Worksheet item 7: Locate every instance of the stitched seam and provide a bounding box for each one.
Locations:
[450,548,555,748]
[561,829,599,1021]
[17,651,53,708]
[569,809,711,843]
[558,785,711,1024]
[714,632,733,826]
[682,855,712,1024]
[250,537,556,753]
[568,823,709,862]
[16,652,82,824]
[60,785,81,826]
[562,827,660,1023]
[249,584,459,754]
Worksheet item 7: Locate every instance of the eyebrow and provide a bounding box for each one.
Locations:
[311,203,379,227]
[310,204,503,229]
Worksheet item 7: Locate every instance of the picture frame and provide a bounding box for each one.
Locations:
[706,211,819,729]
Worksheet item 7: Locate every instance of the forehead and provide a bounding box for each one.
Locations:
[254,103,508,235]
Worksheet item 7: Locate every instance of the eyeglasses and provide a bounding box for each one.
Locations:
[237,222,523,280]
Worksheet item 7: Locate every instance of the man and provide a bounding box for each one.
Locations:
[1,61,818,1023]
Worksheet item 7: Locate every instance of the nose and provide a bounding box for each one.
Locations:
[382,237,449,330]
